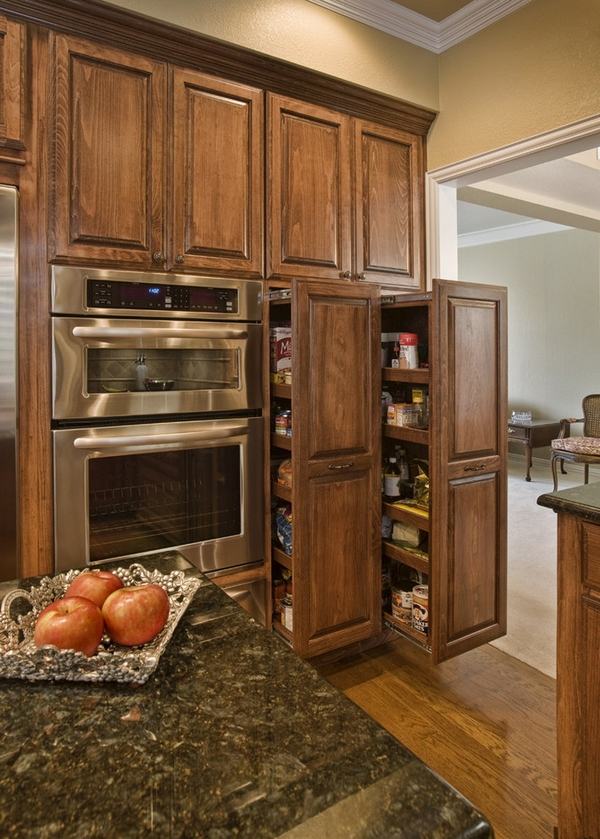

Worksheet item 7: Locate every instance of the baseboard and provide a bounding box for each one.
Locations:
[508,452,600,479]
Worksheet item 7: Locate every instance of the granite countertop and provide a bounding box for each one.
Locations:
[538,481,600,523]
[0,553,491,838]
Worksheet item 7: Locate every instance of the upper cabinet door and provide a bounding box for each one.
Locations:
[354,120,424,290]
[171,69,264,276]
[50,34,166,267]
[431,279,507,663]
[0,16,24,149]
[268,95,352,281]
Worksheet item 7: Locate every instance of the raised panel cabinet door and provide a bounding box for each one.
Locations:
[268,94,352,280]
[431,279,507,663]
[172,69,263,276]
[50,34,166,266]
[292,279,381,656]
[294,467,381,657]
[354,120,424,290]
[0,16,24,149]
[292,279,380,461]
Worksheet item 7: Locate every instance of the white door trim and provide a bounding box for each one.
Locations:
[426,113,600,282]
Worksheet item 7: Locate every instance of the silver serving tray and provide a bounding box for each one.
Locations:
[0,564,201,685]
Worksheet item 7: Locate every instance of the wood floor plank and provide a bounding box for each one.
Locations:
[315,642,557,839]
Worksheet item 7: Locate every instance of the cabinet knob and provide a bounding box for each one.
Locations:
[175,254,184,264]
[152,251,165,263]
[340,271,352,279]
[358,272,366,280]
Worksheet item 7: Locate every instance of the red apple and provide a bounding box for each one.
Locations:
[102,584,169,646]
[65,570,124,608]
[34,596,104,657]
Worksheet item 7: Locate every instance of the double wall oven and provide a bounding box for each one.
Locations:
[51,267,263,582]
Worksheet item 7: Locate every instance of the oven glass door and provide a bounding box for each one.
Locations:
[53,417,263,573]
[52,318,262,419]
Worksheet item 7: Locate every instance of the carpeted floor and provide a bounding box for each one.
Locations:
[491,456,600,678]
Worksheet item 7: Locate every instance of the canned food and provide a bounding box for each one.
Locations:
[275,409,292,437]
[412,585,429,633]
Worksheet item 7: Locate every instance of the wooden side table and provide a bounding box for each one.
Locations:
[508,419,563,481]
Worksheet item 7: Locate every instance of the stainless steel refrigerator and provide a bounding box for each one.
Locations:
[0,186,18,582]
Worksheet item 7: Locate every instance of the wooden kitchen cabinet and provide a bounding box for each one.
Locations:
[268,95,353,282]
[353,120,424,290]
[382,280,507,663]
[49,33,166,267]
[268,279,381,657]
[171,68,264,276]
[268,279,506,661]
[268,95,425,289]
[0,15,25,151]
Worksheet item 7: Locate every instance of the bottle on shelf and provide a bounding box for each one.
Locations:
[383,457,401,501]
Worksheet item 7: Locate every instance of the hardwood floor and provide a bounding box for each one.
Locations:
[316,641,557,839]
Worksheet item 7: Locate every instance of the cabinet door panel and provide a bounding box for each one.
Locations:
[432,280,507,662]
[447,473,501,639]
[449,298,499,459]
[268,95,352,280]
[51,34,165,265]
[354,120,424,290]
[172,69,263,276]
[293,281,379,460]
[0,16,24,149]
[293,279,380,657]
[305,471,373,637]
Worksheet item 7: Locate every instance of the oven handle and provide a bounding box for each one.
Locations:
[71,326,249,340]
[73,424,248,450]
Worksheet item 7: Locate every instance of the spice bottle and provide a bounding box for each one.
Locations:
[384,457,401,500]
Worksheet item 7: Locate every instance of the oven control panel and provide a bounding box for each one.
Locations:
[87,280,238,314]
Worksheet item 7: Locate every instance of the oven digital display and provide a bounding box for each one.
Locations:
[87,280,238,314]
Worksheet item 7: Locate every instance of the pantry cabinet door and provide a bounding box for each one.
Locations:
[354,120,424,290]
[268,95,352,281]
[431,279,507,663]
[50,34,166,267]
[172,68,264,276]
[292,279,381,656]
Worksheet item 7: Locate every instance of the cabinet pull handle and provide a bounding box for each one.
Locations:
[464,464,486,472]
[340,271,352,279]
[328,462,354,471]
[152,251,164,263]
[175,254,184,264]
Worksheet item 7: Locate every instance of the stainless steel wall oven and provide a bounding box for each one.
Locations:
[51,267,263,575]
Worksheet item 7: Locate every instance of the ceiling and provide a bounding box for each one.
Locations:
[387,1,473,21]
[457,148,600,247]
[307,0,532,52]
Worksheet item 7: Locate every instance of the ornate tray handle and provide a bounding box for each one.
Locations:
[1,588,34,614]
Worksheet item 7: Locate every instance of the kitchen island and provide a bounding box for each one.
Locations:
[538,483,600,838]
[0,553,491,838]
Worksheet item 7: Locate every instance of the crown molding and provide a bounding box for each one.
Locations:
[458,219,572,248]
[307,0,532,53]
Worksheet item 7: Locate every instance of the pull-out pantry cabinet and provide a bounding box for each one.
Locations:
[268,279,507,663]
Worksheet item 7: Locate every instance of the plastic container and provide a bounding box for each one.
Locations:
[394,333,419,370]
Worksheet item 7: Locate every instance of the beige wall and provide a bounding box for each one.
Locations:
[458,229,600,447]
[107,0,600,171]
[105,0,439,111]
[428,0,600,169]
